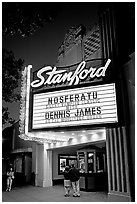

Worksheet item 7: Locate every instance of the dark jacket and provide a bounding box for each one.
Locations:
[63,170,70,180]
[69,167,80,182]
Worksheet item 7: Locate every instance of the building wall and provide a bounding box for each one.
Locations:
[2,121,32,162]
[57,41,82,67]
[98,3,135,201]
[25,155,32,183]
[32,143,53,187]
[2,121,33,186]
[56,26,84,66]
[83,25,102,61]
[2,126,13,158]
[12,121,32,150]
[52,150,63,180]
[56,24,102,67]
[37,144,44,186]
[122,53,135,199]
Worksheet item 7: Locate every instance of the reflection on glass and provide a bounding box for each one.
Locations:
[58,155,77,174]
[60,159,66,173]
[96,153,105,172]
[79,153,85,173]
[77,149,106,174]
[79,158,85,173]
[69,159,77,167]
[88,152,94,173]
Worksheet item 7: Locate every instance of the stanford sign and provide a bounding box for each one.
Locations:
[31,59,111,88]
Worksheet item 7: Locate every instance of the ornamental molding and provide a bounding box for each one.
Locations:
[58,25,85,56]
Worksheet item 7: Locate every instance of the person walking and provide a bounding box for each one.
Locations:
[6,167,14,192]
[63,166,71,197]
[69,164,80,197]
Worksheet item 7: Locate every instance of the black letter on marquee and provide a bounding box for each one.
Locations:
[93,92,97,99]
[48,98,52,105]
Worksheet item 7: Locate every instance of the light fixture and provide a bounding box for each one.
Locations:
[92,134,99,139]
[20,131,71,144]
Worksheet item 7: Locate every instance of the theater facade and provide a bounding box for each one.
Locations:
[19,3,135,202]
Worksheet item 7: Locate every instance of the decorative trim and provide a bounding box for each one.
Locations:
[84,26,100,60]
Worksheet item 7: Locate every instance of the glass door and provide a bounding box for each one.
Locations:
[96,152,106,173]
[87,152,95,173]
[78,152,86,173]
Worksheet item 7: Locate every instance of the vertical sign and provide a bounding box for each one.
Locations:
[19,65,32,139]
[19,67,27,138]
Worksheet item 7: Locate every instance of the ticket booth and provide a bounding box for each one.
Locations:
[77,146,108,191]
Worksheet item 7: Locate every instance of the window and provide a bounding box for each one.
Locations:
[88,152,94,173]
[77,149,106,174]
[96,152,106,173]
[58,155,77,174]
[78,152,85,173]
[60,158,66,173]
[15,156,22,173]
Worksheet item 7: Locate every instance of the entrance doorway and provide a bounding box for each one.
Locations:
[51,128,108,192]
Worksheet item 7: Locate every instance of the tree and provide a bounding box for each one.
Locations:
[2,2,60,37]
[2,49,24,126]
[2,2,61,126]
[2,107,14,126]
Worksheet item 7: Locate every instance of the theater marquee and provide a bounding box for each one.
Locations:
[32,83,118,129]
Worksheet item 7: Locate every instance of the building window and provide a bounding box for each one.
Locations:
[58,154,77,175]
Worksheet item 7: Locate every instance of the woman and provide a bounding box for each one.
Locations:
[6,167,14,192]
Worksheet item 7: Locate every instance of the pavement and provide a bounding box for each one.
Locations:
[2,185,117,202]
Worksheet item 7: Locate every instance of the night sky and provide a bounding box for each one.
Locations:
[2,2,101,126]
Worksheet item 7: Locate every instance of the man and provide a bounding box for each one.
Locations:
[69,164,80,197]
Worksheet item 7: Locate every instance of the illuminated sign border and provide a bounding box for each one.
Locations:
[32,83,118,129]
[19,65,32,139]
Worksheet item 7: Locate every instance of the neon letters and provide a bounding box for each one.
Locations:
[31,59,111,88]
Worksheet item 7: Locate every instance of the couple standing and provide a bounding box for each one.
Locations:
[63,164,80,197]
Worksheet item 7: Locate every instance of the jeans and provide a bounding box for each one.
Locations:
[64,180,71,195]
[6,177,13,191]
[71,180,80,196]
[64,186,70,195]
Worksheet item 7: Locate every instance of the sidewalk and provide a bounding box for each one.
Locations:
[2,185,111,202]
